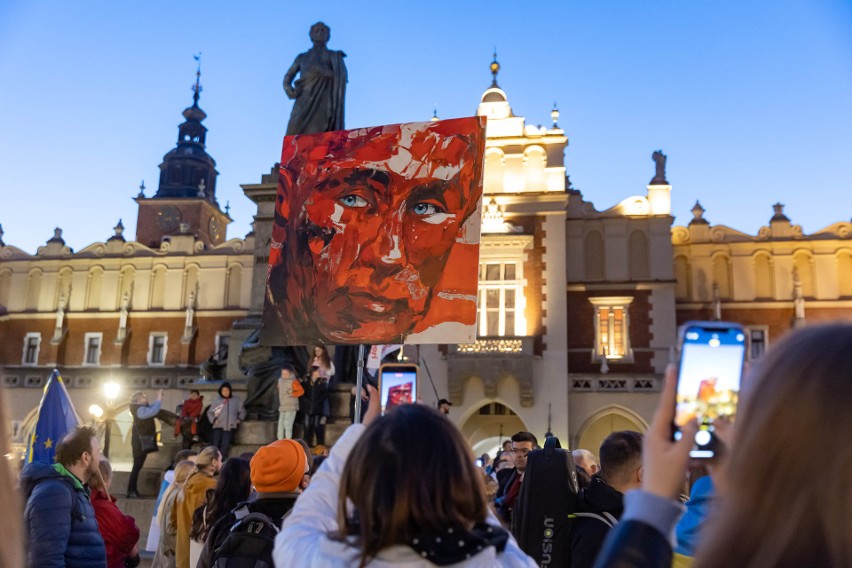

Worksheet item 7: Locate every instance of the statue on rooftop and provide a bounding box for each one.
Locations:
[283,22,347,136]
[651,150,668,185]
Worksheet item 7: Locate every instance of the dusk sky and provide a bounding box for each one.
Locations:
[2,1,851,254]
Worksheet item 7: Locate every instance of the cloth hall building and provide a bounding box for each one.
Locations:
[2,63,850,463]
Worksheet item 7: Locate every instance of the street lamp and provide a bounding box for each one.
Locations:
[100,381,121,458]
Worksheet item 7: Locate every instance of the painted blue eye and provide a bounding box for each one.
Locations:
[413,203,440,215]
[340,195,368,208]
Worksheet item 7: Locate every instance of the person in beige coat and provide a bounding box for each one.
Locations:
[277,364,305,440]
[173,447,220,568]
[151,460,195,568]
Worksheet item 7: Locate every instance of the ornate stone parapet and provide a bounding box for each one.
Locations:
[446,336,536,407]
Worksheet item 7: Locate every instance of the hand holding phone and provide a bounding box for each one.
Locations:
[674,321,746,458]
[377,363,418,415]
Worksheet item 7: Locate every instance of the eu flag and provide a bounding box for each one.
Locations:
[26,370,81,464]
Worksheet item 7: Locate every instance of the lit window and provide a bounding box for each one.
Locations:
[84,333,103,366]
[22,333,41,366]
[589,297,634,360]
[148,333,167,366]
[478,261,525,337]
[748,327,768,360]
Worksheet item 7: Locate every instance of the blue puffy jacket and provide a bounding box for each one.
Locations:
[21,461,107,568]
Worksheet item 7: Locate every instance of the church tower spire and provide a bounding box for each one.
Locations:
[155,55,218,201]
[135,56,230,249]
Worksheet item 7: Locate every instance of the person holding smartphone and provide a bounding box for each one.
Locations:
[592,324,852,568]
[274,386,537,567]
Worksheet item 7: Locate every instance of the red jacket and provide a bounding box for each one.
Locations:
[175,396,204,436]
[91,489,140,568]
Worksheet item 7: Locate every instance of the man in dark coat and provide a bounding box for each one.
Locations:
[570,430,644,568]
[494,431,538,524]
[21,425,107,568]
[127,389,172,498]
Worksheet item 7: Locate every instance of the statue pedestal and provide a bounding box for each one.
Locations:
[235,420,276,445]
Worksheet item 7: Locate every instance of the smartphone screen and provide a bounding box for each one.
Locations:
[675,322,746,458]
[378,364,418,414]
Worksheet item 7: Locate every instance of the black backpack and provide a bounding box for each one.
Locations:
[511,436,579,567]
[196,404,213,444]
[211,505,280,568]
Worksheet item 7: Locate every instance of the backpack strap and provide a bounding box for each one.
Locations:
[570,511,619,528]
[233,504,251,520]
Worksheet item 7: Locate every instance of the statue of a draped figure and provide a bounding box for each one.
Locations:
[283,22,347,135]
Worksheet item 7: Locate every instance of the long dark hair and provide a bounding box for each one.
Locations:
[336,404,488,567]
[313,344,331,369]
[697,324,852,567]
[191,457,251,542]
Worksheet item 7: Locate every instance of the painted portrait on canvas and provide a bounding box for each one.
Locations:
[262,116,486,346]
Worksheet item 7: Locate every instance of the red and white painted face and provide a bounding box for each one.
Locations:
[271,118,484,344]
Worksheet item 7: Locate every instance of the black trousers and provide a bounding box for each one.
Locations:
[303,414,325,446]
[126,452,146,495]
[211,428,234,459]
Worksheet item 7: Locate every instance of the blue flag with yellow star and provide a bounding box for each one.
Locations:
[26,370,81,464]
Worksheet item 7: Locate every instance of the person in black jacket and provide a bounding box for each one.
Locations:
[197,439,309,568]
[300,366,329,446]
[127,389,177,498]
[570,430,643,568]
[21,426,107,568]
[494,431,538,524]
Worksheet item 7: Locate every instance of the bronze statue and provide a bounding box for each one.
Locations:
[283,22,347,135]
[651,150,668,185]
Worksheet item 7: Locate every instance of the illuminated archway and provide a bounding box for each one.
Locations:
[574,405,649,456]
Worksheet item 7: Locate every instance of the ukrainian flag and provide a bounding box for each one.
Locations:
[26,370,81,463]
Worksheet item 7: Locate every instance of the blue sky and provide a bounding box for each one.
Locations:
[1,1,851,253]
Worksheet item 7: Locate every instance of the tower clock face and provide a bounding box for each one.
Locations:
[156,206,181,233]
[208,216,221,241]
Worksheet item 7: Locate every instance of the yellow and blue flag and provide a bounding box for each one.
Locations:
[26,369,81,463]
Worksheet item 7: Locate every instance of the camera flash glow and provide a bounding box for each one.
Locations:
[708,338,721,348]
[695,430,712,446]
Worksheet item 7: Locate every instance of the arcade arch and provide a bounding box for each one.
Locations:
[574,405,649,457]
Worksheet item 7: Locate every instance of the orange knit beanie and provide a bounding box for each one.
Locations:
[250,439,307,493]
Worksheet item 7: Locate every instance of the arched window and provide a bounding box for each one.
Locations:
[150,267,166,309]
[793,252,815,298]
[26,270,43,310]
[226,265,242,308]
[56,268,73,310]
[118,266,135,306]
[838,252,852,297]
[674,256,691,300]
[754,254,774,299]
[523,146,547,192]
[713,255,733,299]
[85,268,104,310]
[0,269,12,310]
[484,148,505,193]
[184,265,200,308]
[584,231,605,281]
[628,231,650,280]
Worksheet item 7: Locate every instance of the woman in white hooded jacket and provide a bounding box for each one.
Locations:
[274,386,536,567]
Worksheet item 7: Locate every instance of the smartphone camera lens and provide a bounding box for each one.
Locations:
[695,430,712,446]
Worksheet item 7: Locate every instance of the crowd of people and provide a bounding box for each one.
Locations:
[5,323,852,566]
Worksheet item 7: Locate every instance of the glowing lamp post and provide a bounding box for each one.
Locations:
[99,381,121,458]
